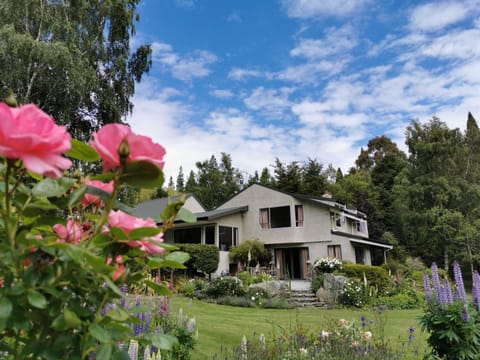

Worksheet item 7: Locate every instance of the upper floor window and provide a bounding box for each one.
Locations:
[331,213,344,229]
[295,205,304,227]
[259,206,291,229]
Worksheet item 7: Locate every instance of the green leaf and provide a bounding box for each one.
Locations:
[113,200,137,215]
[105,307,130,322]
[66,139,100,162]
[32,178,77,198]
[109,227,128,240]
[92,234,112,247]
[27,290,48,309]
[66,185,88,207]
[96,344,112,360]
[89,323,111,343]
[129,227,162,239]
[166,251,190,264]
[91,172,115,182]
[112,350,130,360]
[51,314,67,331]
[145,280,171,296]
[121,160,164,188]
[147,333,178,350]
[101,275,124,297]
[0,297,13,319]
[177,207,197,223]
[64,308,82,328]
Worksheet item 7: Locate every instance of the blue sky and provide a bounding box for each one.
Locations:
[128,0,480,181]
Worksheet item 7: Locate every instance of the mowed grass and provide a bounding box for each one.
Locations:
[170,296,428,360]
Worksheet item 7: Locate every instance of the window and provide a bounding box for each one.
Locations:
[331,213,344,230]
[174,227,202,244]
[219,226,238,251]
[259,206,291,229]
[205,225,215,245]
[295,205,304,227]
[327,245,342,259]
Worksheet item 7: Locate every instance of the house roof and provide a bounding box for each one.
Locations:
[135,194,205,220]
[195,206,249,221]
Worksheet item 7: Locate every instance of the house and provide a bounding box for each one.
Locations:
[135,184,392,279]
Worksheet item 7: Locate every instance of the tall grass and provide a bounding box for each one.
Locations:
[171,296,427,360]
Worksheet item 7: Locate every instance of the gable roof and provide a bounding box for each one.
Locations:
[135,194,205,219]
[195,206,249,221]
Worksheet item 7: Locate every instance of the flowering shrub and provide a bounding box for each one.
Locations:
[340,279,369,307]
[313,256,342,273]
[421,261,480,359]
[0,101,190,359]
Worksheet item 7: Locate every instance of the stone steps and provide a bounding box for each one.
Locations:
[289,289,327,308]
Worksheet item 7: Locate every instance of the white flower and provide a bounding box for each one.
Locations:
[321,330,329,338]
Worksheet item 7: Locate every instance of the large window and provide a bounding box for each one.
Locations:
[259,206,291,229]
[327,245,342,259]
[174,227,202,244]
[205,225,215,245]
[219,226,238,251]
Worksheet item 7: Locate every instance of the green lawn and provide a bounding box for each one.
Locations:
[170,297,428,359]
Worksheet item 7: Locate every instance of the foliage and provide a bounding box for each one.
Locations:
[123,297,197,360]
[311,274,325,293]
[0,102,189,359]
[373,289,422,310]
[420,262,480,359]
[178,243,220,277]
[204,277,245,298]
[229,239,271,267]
[341,263,390,295]
[0,0,152,140]
[340,279,370,307]
[236,271,274,289]
[313,256,343,273]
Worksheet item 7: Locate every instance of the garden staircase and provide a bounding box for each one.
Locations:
[288,286,327,307]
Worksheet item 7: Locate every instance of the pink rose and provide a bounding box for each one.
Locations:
[90,124,165,172]
[106,255,125,281]
[53,219,87,244]
[107,210,164,255]
[0,103,71,177]
[81,179,114,207]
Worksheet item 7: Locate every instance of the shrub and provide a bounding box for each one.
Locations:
[420,261,480,359]
[229,239,271,267]
[311,274,324,293]
[313,256,342,273]
[205,277,245,298]
[374,289,423,309]
[340,278,370,307]
[178,244,219,278]
[341,263,390,295]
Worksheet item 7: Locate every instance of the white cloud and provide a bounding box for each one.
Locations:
[420,28,480,59]
[290,25,357,59]
[226,12,242,22]
[276,60,348,83]
[210,89,234,99]
[228,68,267,80]
[243,87,294,118]
[409,2,470,32]
[282,0,370,18]
[151,42,217,82]
[175,0,196,9]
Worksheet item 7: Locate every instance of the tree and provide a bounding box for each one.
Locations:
[184,170,197,193]
[273,158,302,193]
[403,118,468,270]
[176,166,185,192]
[229,239,271,267]
[301,158,327,196]
[0,0,152,140]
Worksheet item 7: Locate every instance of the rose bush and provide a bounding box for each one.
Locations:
[0,101,191,359]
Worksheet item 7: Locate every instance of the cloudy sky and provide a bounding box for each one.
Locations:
[128,0,480,182]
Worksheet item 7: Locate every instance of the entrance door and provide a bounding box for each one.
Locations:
[275,248,309,279]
